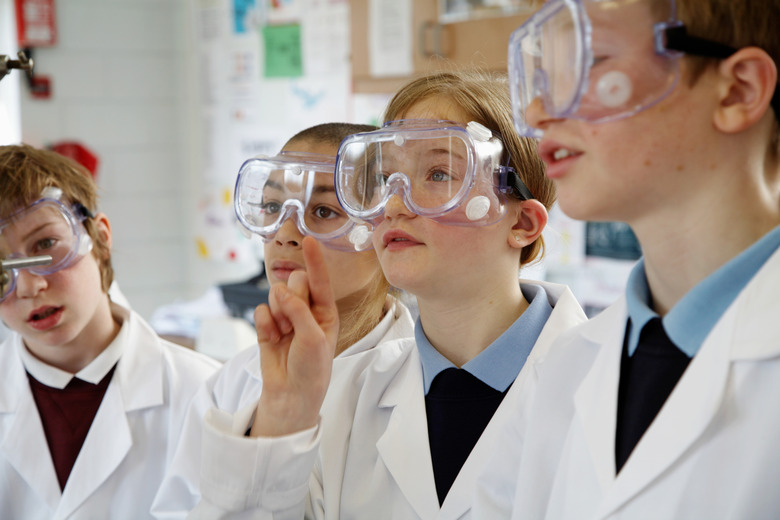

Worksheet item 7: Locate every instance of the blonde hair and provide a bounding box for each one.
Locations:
[337,272,392,354]
[383,69,555,266]
[0,144,113,293]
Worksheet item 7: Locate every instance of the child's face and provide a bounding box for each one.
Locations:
[529,62,717,226]
[524,0,721,225]
[372,97,525,301]
[0,205,110,354]
[263,139,382,304]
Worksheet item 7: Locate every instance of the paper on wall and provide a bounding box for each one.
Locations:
[368,0,413,77]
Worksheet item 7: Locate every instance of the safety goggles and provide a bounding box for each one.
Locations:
[335,120,533,227]
[508,0,779,137]
[234,151,373,251]
[0,187,94,302]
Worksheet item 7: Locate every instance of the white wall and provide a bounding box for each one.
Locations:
[18,0,193,319]
[0,0,21,144]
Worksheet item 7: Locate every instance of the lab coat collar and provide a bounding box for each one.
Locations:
[0,358,62,510]
[55,304,166,518]
[375,343,440,519]
[16,306,127,388]
[0,303,166,518]
[375,282,586,520]
[572,247,780,518]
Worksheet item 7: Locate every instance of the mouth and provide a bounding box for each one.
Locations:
[539,140,582,166]
[271,259,304,271]
[270,260,305,281]
[382,229,420,248]
[552,148,578,161]
[28,306,61,323]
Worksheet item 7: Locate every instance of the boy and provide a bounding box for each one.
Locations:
[476,0,780,518]
[0,144,220,519]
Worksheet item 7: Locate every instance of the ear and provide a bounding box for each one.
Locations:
[93,212,113,253]
[508,199,547,249]
[713,46,778,133]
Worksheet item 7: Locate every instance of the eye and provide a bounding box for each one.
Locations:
[312,205,342,220]
[429,169,453,182]
[259,201,282,215]
[34,237,57,252]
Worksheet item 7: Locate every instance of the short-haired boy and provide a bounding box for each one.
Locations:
[475,0,780,518]
[0,144,220,519]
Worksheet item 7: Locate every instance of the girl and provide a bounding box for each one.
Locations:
[190,69,587,520]
[152,123,416,517]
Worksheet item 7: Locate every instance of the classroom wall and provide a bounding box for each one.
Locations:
[0,0,21,144]
[17,0,194,320]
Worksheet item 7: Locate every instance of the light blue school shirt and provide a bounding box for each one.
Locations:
[626,224,780,357]
[418,284,553,394]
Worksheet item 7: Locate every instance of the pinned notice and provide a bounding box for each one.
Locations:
[262,23,303,78]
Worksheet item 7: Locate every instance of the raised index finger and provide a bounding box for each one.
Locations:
[301,236,336,311]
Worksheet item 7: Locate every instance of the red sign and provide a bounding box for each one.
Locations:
[15,0,57,47]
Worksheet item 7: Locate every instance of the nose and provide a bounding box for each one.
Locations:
[383,194,414,221]
[273,217,304,247]
[14,269,48,299]
[524,96,556,133]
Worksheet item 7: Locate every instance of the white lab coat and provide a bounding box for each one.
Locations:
[0,303,220,520]
[504,247,780,520]
[152,297,415,519]
[191,281,585,520]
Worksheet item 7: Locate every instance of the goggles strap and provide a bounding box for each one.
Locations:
[664,25,780,120]
[74,202,95,220]
[498,166,534,201]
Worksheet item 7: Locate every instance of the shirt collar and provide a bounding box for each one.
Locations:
[626,224,780,357]
[418,283,553,393]
[18,302,129,388]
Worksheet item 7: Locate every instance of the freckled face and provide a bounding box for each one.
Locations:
[373,97,522,300]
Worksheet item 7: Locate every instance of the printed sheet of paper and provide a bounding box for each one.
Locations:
[368,0,413,77]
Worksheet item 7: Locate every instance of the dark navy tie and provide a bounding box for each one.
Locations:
[425,367,507,504]
[615,317,691,473]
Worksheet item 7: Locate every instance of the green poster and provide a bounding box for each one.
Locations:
[262,23,303,78]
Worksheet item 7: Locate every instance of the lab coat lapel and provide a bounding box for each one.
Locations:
[56,381,132,519]
[57,313,165,519]
[439,387,514,520]
[572,299,627,493]
[376,347,440,520]
[440,285,587,520]
[0,348,61,511]
[598,248,780,518]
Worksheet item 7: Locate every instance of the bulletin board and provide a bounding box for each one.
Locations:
[189,0,353,289]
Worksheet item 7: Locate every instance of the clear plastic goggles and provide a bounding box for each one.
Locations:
[234,151,374,252]
[335,120,532,227]
[508,0,682,137]
[0,187,94,302]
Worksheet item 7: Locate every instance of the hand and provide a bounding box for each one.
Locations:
[250,237,339,436]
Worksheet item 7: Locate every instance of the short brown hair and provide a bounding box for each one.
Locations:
[0,144,114,292]
[668,0,780,154]
[383,68,554,266]
[285,122,379,150]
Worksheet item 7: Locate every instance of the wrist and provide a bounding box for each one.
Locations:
[250,391,320,437]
